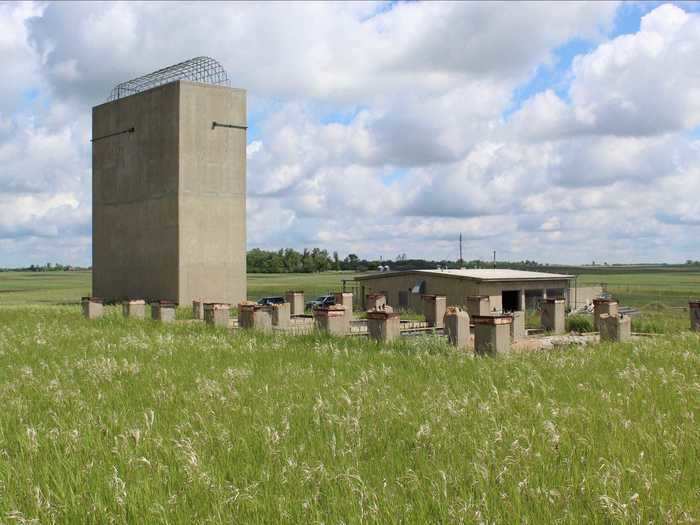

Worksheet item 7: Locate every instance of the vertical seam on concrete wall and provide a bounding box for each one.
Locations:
[176,81,181,303]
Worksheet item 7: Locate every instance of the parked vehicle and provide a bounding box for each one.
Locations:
[257,296,286,306]
[305,295,335,310]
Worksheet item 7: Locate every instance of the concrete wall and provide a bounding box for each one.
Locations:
[178,82,246,304]
[357,272,576,311]
[92,81,246,304]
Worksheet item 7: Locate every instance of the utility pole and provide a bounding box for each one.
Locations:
[493,250,496,269]
[459,233,463,267]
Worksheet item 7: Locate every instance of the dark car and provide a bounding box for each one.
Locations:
[305,295,336,310]
[257,296,286,306]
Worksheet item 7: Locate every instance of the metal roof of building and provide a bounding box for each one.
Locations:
[356,268,573,282]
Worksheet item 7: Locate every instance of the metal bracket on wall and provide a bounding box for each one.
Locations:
[212,121,248,130]
[91,127,135,143]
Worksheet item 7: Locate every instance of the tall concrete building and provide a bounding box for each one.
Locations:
[92,58,246,304]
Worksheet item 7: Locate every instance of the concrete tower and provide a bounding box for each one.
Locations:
[92,59,246,304]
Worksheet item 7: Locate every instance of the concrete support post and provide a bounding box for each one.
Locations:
[82,297,104,320]
[286,291,305,316]
[151,301,176,323]
[466,296,490,317]
[122,299,146,319]
[366,293,387,311]
[204,303,230,328]
[238,302,272,332]
[367,310,401,343]
[314,305,348,335]
[422,295,447,328]
[473,315,512,355]
[192,300,205,320]
[509,310,526,341]
[271,302,291,329]
[519,290,526,312]
[334,292,353,317]
[444,307,470,349]
[690,301,700,332]
[542,289,548,300]
[593,298,618,331]
[541,299,565,334]
[599,313,632,342]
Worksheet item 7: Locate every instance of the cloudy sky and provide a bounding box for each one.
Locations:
[1,1,699,267]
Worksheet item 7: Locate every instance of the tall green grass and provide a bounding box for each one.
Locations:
[0,305,697,523]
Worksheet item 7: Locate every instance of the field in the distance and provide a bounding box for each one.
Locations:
[2,268,700,307]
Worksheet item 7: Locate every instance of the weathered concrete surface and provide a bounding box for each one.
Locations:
[593,298,618,331]
[286,291,304,315]
[689,301,700,332]
[366,293,386,311]
[466,296,490,317]
[314,305,347,335]
[92,81,246,305]
[334,292,353,317]
[271,302,291,329]
[238,302,272,332]
[473,315,512,355]
[204,303,230,328]
[541,299,565,334]
[422,295,447,328]
[509,310,526,341]
[151,301,176,323]
[599,313,632,342]
[122,299,146,319]
[82,297,104,320]
[367,310,400,343]
[192,300,205,320]
[444,307,470,349]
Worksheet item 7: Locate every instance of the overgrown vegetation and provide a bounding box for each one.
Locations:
[0,306,697,522]
[565,314,593,333]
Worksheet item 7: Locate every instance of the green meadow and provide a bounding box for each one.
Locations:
[0,270,698,522]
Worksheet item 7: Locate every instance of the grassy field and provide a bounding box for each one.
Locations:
[0,271,355,306]
[577,271,700,307]
[0,306,697,523]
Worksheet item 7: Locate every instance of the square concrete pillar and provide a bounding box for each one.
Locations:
[690,301,700,332]
[541,299,565,334]
[271,302,291,329]
[151,301,176,323]
[366,293,386,311]
[334,292,353,317]
[519,290,526,311]
[473,315,512,355]
[466,296,490,317]
[286,291,305,316]
[422,295,447,328]
[367,310,401,343]
[593,298,618,331]
[444,307,470,349]
[509,310,526,341]
[81,297,104,320]
[314,305,348,335]
[238,302,273,332]
[192,300,205,320]
[122,299,146,319]
[599,313,632,342]
[204,303,230,328]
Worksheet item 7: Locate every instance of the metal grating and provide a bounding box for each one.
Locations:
[108,56,230,101]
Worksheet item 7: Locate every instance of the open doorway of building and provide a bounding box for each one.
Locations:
[502,290,519,312]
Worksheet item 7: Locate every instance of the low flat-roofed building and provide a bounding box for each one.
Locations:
[355,269,601,312]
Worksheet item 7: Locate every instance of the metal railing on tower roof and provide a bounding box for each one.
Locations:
[107,56,230,101]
